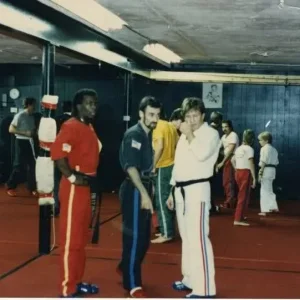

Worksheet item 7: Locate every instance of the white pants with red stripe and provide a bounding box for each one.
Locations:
[174,182,216,296]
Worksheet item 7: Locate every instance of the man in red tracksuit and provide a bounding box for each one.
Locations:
[51,89,101,297]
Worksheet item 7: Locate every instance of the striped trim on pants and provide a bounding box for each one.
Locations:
[174,184,216,296]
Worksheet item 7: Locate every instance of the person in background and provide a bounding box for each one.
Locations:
[210,111,223,133]
[118,96,161,298]
[169,108,183,134]
[53,101,72,217]
[151,108,183,237]
[6,97,37,197]
[216,120,239,209]
[209,111,223,214]
[151,108,181,244]
[258,131,279,216]
[231,129,256,226]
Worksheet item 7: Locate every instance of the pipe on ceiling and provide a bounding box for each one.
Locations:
[148,71,300,85]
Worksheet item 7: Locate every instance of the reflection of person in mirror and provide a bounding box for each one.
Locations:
[205,84,220,103]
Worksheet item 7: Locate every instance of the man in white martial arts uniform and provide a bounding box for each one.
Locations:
[167,97,219,298]
[258,131,279,216]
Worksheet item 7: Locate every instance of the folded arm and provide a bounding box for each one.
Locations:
[186,131,220,162]
[9,124,32,137]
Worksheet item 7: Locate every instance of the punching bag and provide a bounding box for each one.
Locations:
[36,95,58,205]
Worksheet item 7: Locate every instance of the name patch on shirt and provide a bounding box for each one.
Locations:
[131,139,141,150]
[62,143,72,153]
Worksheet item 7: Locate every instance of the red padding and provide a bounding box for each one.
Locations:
[42,102,57,110]
[39,192,53,198]
[39,141,53,149]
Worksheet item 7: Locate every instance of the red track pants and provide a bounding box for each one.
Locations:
[152,212,159,229]
[59,177,91,296]
[223,160,235,206]
[234,169,252,222]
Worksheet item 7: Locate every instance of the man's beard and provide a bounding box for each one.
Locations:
[144,122,157,130]
[147,122,157,130]
[143,117,157,130]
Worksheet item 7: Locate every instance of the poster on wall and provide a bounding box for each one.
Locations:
[202,83,223,108]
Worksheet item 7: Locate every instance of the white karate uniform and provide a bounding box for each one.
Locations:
[170,122,220,297]
[221,131,239,155]
[259,144,279,212]
[234,145,254,170]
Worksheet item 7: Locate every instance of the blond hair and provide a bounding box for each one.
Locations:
[258,131,272,144]
[243,129,255,146]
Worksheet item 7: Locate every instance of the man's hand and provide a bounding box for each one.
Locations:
[141,192,154,214]
[216,162,224,172]
[166,194,175,210]
[258,174,262,184]
[74,174,89,186]
[179,122,193,136]
[251,178,256,189]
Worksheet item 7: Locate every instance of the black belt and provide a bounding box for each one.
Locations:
[265,164,276,168]
[125,175,155,198]
[73,170,97,186]
[126,172,156,183]
[38,148,50,157]
[172,177,211,215]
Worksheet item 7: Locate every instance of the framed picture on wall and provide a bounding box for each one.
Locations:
[202,83,223,108]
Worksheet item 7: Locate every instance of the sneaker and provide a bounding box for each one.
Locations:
[151,236,173,244]
[130,287,146,298]
[258,212,267,216]
[234,221,250,226]
[172,281,192,291]
[77,282,99,294]
[185,293,216,298]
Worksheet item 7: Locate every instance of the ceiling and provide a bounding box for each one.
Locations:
[1,0,300,67]
[97,0,300,66]
[0,33,91,64]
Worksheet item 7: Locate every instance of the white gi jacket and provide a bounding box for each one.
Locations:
[170,122,220,185]
[259,144,279,180]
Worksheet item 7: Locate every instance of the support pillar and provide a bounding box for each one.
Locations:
[123,72,132,130]
[38,43,55,255]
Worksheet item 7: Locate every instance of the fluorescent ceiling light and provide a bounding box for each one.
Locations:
[143,43,182,64]
[0,2,51,34]
[77,41,128,64]
[38,0,127,32]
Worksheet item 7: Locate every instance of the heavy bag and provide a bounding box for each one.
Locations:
[36,95,58,205]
